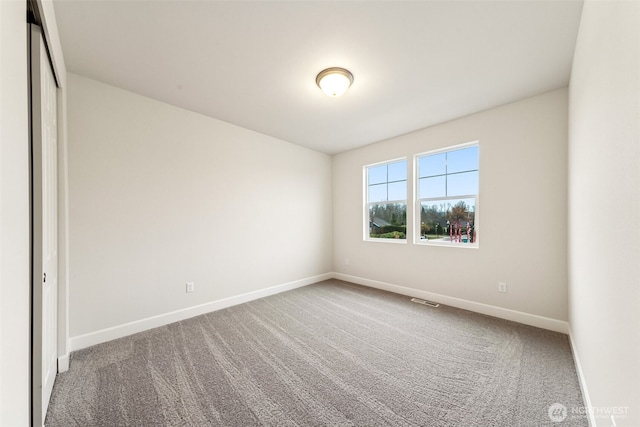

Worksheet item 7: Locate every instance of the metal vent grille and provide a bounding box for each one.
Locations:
[411,298,440,308]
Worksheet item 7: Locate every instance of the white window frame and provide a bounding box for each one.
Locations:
[363,158,408,243]
[414,141,479,248]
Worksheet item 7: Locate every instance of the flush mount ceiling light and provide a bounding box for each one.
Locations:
[316,67,354,97]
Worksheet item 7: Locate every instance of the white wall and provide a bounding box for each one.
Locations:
[67,73,333,341]
[334,89,569,328]
[0,1,31,425]
[568,1,640,426]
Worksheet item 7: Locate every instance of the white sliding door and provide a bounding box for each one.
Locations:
[31,23,58,427]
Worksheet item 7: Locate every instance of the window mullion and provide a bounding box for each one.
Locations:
[445,152,448,197]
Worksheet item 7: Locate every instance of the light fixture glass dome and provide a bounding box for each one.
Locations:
[316,67,354,97]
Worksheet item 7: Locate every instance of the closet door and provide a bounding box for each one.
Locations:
[31,23,58,427]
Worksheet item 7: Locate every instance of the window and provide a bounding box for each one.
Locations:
[416,143,479,246]
[365,159,407,240]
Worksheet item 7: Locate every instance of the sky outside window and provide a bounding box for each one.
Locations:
[368,160,407,202]
[418,146,478,197]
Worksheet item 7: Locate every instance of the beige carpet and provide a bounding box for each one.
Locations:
[46,279,587,426]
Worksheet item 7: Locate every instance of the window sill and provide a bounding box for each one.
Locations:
[364,238,408,244]
[415,239,478,249]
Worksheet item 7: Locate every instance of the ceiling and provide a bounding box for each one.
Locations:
[52,0,583,155]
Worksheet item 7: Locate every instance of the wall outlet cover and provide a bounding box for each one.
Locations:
[186,282,195,293]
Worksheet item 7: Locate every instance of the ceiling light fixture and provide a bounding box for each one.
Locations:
[316,67,354,97]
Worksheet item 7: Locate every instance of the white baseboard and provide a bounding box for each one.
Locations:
[67,271,569,351]
[57,353,70,373]
[332,273,569,334]
[568,327,596,427]
[69,273,332,352]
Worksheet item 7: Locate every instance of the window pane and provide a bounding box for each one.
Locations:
[447,171,478,196]
[368,183,387,202]
[447,146,478,174]
[418,153,446,178]
[388,160,407,182]
[388,181,406,201]
[419,176,445,199]
[367,160,407,204]
[368,164,387,185]
[419,198,477,244]
[368,203,407,239]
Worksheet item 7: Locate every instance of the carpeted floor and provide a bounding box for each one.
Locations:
[46,279,588,426]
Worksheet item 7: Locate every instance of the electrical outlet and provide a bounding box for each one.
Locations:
[345,258,350,266]
[186,282,195,293]
[498,282,507,293]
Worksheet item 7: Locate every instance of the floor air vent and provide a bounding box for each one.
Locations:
[411,298,440,308]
